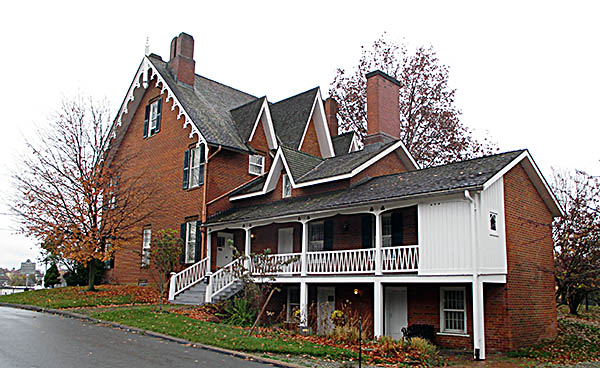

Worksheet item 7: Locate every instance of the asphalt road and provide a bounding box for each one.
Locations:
[0,306,274,368]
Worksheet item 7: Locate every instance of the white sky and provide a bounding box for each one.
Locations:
[0,0,598,269]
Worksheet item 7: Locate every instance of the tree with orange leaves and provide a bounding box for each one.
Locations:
[12,97,159,291]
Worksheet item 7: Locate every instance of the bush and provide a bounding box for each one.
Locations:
[402,324,435,341]
[44,263,60,288]
[372,336,440,366]
[220,297,258,327]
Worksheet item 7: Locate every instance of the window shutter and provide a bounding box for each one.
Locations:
[361,215,373,249]
[182,149,190,189]
[391,211,403,246]
[143,104,150,138]
[179,223,186,264]
[324,220,334,251]
[155,98,162,133]
[194,221,202,262]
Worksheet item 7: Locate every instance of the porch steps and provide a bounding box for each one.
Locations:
[171,279,244,305]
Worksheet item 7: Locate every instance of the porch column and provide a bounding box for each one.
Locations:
[472,279,486,360]
[375,212,383,275]
[244,227,252,270]
[301,220,309,276]
[299,280,308,327]
[206,230,212,272]
[373,280,383,338]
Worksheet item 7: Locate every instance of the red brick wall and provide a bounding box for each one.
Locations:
[299,118,322,157]
[366,72,401,139]
[251,223,302,254]
[350,152,408,185]
[108,79,203,284]
[502,163,557,348]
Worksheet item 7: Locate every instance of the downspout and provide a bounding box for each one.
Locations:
[202,145,221,259]
[464,190,484,360]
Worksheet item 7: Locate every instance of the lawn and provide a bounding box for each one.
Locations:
[86,305,355,361]
[0,285,159,309]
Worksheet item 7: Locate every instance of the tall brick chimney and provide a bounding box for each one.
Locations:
[323,97,339,137]
[364,70,402,145]
[167,32,196,87]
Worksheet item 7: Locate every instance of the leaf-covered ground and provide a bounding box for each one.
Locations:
[0,285,159,309]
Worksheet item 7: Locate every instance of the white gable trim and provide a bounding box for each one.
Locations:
[248,99,279,150]
[108,56,208,152]
[297,89,335,158]
[348,133,360,153]
[482,151,563,217]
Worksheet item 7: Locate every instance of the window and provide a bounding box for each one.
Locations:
[143,98,162,138]
[141,228,151,267]
[309,221,324,251]
[185,220,197,264]
[183,145,205,189]
[249,154,265,175]
[282,173,291,198]
[489,211,498,236]
[440,287,467,334]
[382,213,392,247]
[286,286,300,322]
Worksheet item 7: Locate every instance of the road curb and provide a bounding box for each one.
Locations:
[0,303,306,368]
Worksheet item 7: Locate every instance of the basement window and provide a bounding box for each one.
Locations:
[249,154,265,176]
[440,287,467,334]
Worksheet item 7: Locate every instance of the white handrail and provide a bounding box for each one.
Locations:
[381,245,419,272]
[209,257,244,298]
[169,258,209,300]
[250,253,302,275]
[307,248,376,274]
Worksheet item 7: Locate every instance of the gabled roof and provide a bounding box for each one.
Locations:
[332,132,356,156]
[270,87,320,148]
[280,146,323,181]
[207,150,528,225]
[147,55,256,151]
[230,97,266,142]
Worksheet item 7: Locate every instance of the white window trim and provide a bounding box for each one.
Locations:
[440,287,467,335]
[309,221,324,251]
[286,286,300,322]
[249,154,265,176]
[141,228,151,267]
[185,220,197,264]
[489,211,499,237]
[282,173,291,198]
[149,100,160,135]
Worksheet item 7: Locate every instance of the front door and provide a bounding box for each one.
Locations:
[317,286,335,334]
[277,228,294,254]
[216,232,234,267]
[385,286,408,339]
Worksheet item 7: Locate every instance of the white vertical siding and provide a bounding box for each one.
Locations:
[478,179,508,274]
[418,200,473,275]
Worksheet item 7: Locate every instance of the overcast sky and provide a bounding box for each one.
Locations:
[0,1,598,270]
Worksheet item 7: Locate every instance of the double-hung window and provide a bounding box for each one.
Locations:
[185,220,197,264]
[382,213,392,247]
[309,221,324,251]
[183,145,205,189]
[141,228,151,267]
[489,211,499,236]
[143,98,162,138]
[440,287,467,334]
[249,154,265,176]
[282,173,291,198]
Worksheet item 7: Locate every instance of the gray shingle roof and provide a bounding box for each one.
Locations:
[148,55,256,151]
[281,146,323,181]
[206,150,525,225]
[270,87,319,148]
[332,132,355,156]
[231,97,266,142]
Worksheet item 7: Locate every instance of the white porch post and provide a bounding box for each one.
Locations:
[168,272,176,301]
[244,227,252,270]
[206,230,212,271]
[301,220,309,276]
[300,280,308,327]
[472,279,486,360]
[374,280,383,338]
[375,212,383,276]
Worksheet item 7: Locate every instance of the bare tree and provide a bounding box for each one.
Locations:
[12,96,159,291]
[329,34,497,168]
[552,169,600,315]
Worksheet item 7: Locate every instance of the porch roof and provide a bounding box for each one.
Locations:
[205,150,525,226]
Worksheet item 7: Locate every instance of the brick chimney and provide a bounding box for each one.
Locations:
[167,32,196,87]
[323,97,339,137]
[364,70,402,145]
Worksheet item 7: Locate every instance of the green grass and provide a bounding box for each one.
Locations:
[88,305,355,360]
[0,286,154,309]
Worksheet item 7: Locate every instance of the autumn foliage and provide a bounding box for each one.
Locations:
[329,34,496,168]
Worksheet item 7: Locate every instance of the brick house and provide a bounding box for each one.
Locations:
[106,32,562,359]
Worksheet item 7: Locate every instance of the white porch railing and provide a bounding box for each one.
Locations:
[250,253,302,276]
[209,257,244,298]
[307,248,377,274]
[168,258,209,300]
[382,245,419,272]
